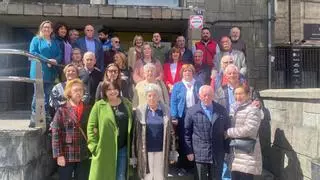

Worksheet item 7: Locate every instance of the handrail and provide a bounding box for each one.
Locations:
[0,76,36,83]
[0,49,65,67]
[0,48,49,133]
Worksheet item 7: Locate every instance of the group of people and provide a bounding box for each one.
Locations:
[29,19,263,180]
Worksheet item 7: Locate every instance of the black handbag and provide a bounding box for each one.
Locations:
[229,138,256,153]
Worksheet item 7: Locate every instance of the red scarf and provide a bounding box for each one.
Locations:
[72,102,84,122]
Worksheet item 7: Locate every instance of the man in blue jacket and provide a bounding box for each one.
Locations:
[184,85,230,180]
[74,24,104,72]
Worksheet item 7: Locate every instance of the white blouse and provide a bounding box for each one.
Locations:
[170,63,177,80]
[182,79,196,108]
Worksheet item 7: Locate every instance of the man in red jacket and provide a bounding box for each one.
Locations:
[194,27,220,69]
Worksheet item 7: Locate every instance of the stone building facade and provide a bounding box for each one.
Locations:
[0,0,270,112]
[2,1,319,180]
[275,0,320,43]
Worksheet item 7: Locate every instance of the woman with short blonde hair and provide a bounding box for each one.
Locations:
[49,64,79,118]
[51,78,91,180]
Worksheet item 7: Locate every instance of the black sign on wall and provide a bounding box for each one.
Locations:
[290,47,302,88]
[304,24,320,40]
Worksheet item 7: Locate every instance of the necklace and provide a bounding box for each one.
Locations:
[112,105,118,112]
[110,98,121,113]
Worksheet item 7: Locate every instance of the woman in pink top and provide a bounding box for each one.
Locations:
[132,43,163,84]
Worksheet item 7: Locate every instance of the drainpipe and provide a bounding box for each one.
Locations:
[268,0,275,89]
[288,0,292,44]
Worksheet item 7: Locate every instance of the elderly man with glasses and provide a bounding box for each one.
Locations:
[214,36,247,77]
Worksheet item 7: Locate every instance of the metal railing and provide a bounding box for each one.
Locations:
[272,45,320,88]
[0,49,53,133]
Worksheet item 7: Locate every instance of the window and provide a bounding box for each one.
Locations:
[108,0,179,7]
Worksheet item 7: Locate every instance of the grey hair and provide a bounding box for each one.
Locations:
[143,63,156,72]
[230,26,241,35]
[83,51,96,60]
[69,29,79,36]
[225,64,239,74]
[199,85,213,95]
[194,49,203,56]
[144,83,161,97]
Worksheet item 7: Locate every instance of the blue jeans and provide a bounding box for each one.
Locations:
[222,161,231,180]
[116,146,127,180]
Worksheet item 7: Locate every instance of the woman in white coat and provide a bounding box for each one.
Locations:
[226,85,262,180]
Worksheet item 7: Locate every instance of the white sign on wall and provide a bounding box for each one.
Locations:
[189,15,203,29]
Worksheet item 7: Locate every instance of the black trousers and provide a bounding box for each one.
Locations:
[195,162,217,180]
[177,117,194,170]
[58,159,91,180]
[231,171,254,180]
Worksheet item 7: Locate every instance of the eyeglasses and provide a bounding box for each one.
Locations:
[108,70,118,74]
[114,41,120,43]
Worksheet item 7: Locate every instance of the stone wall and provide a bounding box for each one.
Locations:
[0,120,54,180]
[260,89,320,180]
[186,0,269,89]
[275,0,320,43]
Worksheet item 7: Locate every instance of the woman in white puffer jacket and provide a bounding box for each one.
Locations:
[226,85,262,180]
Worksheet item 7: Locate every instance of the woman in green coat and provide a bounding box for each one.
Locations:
[87,80,133,180]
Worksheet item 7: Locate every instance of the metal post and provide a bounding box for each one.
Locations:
[288,0,292,44]
[31,59,46,132]
[268,0,274,89]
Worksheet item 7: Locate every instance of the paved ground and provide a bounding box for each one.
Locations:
[49,166,195,180]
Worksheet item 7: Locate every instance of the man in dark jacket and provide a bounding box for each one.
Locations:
[79,52,102,106]
[193,49,211,86]
[74,24,104,71]
[185,85,230,180]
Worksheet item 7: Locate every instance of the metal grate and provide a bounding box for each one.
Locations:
[272,45,320,88]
